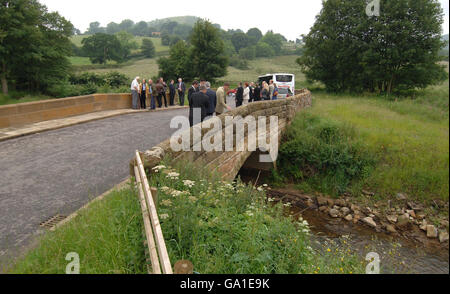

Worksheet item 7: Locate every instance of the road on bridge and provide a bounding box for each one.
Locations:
[0,108,188,266]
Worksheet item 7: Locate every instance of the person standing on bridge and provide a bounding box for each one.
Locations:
[261,81,270,100]
[169,80,176,106]
[188,80,199,108]
[149,79,156,110]
[243,82,250,105]
[131,76,140,109]
[177,78,186,106]
[139,79,148,109]
[269,80,275,100]
[215,82,232,116]
[272,83,279,100]
[189,85,210,127]
[235,82,244,108]
[205,82,217,118]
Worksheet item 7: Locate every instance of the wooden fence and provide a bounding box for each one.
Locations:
[134,150,173,274]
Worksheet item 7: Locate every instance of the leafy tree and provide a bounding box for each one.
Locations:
[260,31,284,55]
[0,0,74,94]
[161,32,171,46]
[157,41,194,81]
[141,38,156,58]
[239,46,256,60]
[231,32,250,52]
[81,33,123,64]
[189,19,228,81]
[132,21,148,36]
[115,31,138,60]
[86,21,105,34]
[297,0,447,94]
[223,39,236,57]
[119,19,134,32]
[106,22,120,35]
[161,21,178,35]
[247,28,263,45]
[255,41,275,57]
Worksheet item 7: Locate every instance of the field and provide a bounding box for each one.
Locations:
[299,80,449,204]
[81,55,306,87]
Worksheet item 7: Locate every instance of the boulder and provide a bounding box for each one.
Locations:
[319,206,328,212]
[335,199,346,207]
[344,214,353,222]
[439,231,449,243]
[341,207,351,216]
[317,196,328,207]
[419,220,428,231]
[386,215,398,224]
[397,214,410,228]
[362,217,377,228]
[329,209,340,218]
[386,224,397,234]
[426,225,438,238]
[327,199,335,207]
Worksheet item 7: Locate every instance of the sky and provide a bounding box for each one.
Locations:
[39,0,449,40]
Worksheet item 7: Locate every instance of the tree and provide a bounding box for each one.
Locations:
[141,38,156,58]
[189,19,228,81]
[106,22,120,35]
[247,28,263,45]
[132,21,148,36]
[119,19,134,32]
[81,33,123,64]
[255,41,275,57]
[157,40,194,81]
[239,46,256,60]
[297,0,447,94]
[115,31,138,60]
[231,32,250,52]
[0,0,74,94]
[86,21,105,34]
[260,31,284,55]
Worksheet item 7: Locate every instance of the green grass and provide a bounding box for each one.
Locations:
[280,80,449,203]
[9,186,147,274]
[0,93,51,106]
[9,160,364,274]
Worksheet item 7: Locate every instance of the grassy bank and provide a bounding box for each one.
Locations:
[10,160,364,274]
[276,80,449,205]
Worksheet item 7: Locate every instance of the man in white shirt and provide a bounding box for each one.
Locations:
[131,76,140,109]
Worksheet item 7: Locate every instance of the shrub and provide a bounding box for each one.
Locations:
[275,112,376,196]
[148,160,364,274]
[228,55,249,70]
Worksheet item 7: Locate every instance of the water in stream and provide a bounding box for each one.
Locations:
[238,169,449,274]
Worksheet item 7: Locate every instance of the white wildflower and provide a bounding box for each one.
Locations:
[160,214,169,220]
[152,165,166,173]
[183,180,196,188]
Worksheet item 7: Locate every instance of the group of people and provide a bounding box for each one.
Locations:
[130,77,282,127]
[233,80,280,107]
[130,77,188,110]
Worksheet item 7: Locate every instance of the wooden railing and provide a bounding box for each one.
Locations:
[134,150,173,274]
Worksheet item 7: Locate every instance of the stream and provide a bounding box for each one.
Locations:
[238,169,449,274]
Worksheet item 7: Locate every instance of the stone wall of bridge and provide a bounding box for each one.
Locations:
[131,89,312,181]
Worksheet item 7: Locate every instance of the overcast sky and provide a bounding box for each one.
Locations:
[39,0,449,40]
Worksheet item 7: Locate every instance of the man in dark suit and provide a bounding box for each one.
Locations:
[189,85,210,127]
[188,80,199,109]
[176,78,186,106]
[235,82,244,107]
[169,80,176,106]
[205,82,217,117]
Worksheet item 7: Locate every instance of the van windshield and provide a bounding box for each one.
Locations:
[276,75,293,82]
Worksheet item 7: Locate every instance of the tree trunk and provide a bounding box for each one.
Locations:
[1,63,8,95]
[387,74,394,96]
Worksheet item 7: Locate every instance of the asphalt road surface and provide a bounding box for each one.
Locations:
[0,108,188,266]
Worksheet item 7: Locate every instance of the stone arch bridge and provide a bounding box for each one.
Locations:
[131,89,312,180]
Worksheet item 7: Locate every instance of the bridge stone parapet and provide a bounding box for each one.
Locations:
[131,89,312,181]
[0,93,132,129]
